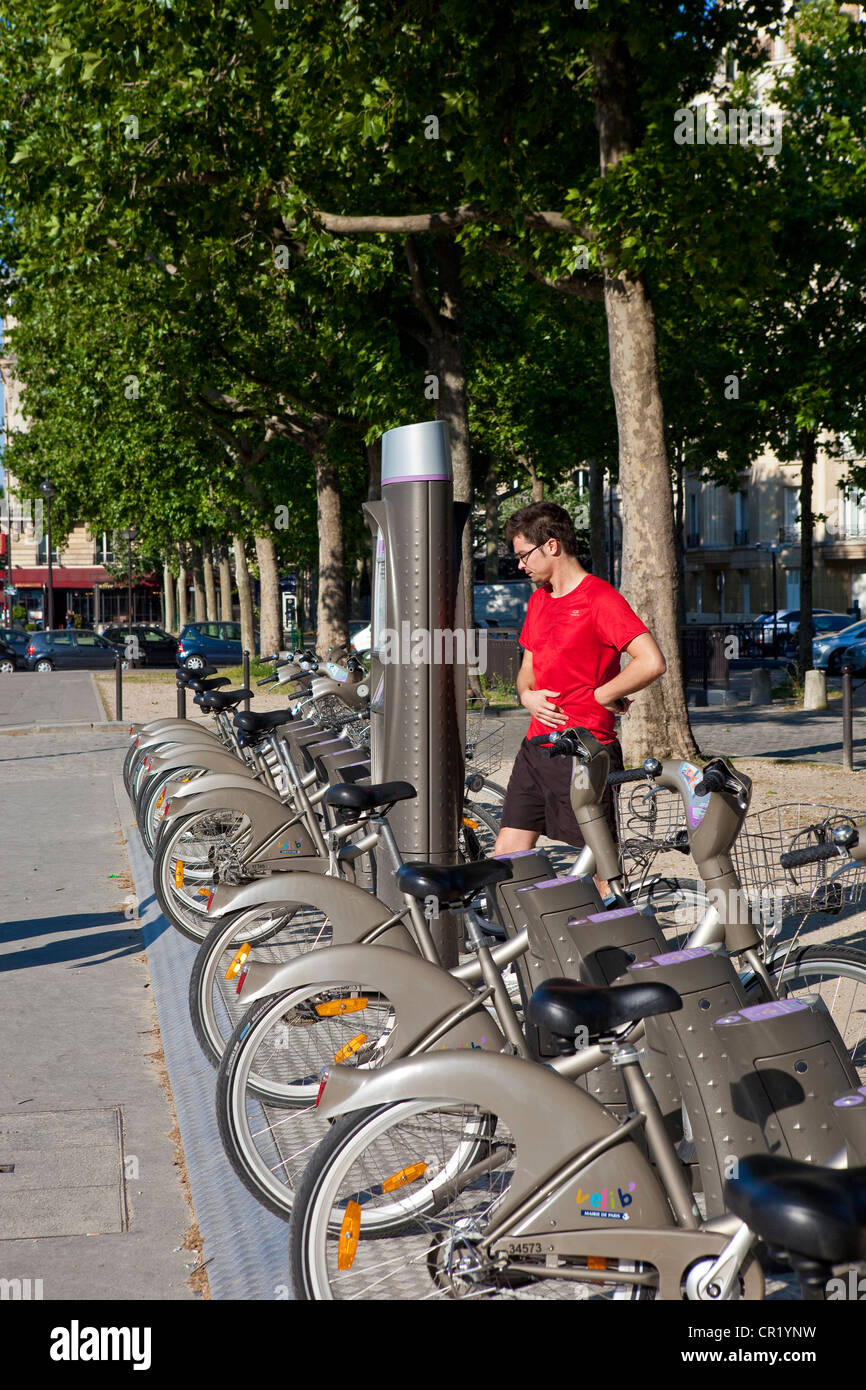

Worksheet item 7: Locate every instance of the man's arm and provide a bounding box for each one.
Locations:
[517,649,567,728]
[594,632,666,712]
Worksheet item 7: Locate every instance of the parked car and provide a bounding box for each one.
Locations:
[811,617,866,673]
[0,628,30,658]
[176,621,256,671]
[23,629,118,672]
[754,608,840,649]
[0,637,21,672]
[834,635,866,674]
[102,624,179,668]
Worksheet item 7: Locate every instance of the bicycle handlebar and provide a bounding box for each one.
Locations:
[257,674,278,686]
[780,842,847,870]
[607,768,652,787]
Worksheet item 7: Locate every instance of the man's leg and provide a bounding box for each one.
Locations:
[493,826,539,856]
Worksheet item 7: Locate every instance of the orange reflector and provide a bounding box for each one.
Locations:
[381,1161,427,1193]
[174,861,184,888]
[225,942,251,980]
[337,1202,361,1270]
[315,997,369,1018]
[334,1034,367,1064]
[197,886,212,897]
[462,817,479,830]
[587,1257,608,1270]
[156,791,165,809]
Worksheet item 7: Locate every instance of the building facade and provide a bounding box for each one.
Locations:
[1,324,159,627]
[683,443,866,623]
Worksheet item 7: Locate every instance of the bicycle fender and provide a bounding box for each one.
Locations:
[209,873,417,976]
[239,944,503,1054]
[158,783,304,858]
[316,1051,673,1236]
[147,750,255,779]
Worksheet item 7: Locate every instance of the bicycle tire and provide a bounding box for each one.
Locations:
[153,807,251,941]
[290,1100,655,1300]
[189,905,325,1067]
[217,982,402,1219]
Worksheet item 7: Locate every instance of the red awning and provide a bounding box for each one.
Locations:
[11,567,111,588]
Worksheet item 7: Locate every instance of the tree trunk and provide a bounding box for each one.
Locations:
[218,548,234,621]
[593,39,698,762]
[176,546,189,630]
[797,430,817,679]
[589,458,606,578]
[527,459,544,503]
[255,532,281,656]
[432,238,476,629]
[233,535,256,656]
[314,446,349,657]
[203,542,218,621]
[162,558,176,633]
[484,455,499,581]
[190,542,206,621]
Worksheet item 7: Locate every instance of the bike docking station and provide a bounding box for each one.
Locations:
[363,419,468,966]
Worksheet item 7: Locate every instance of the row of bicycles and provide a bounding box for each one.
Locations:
[123,653,866,1299]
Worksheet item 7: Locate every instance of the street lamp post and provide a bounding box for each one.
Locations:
[755,540,781,656]
[120,528,137,625]
[39,478,56,630]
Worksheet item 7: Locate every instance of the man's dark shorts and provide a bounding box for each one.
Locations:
[500,736,624,848]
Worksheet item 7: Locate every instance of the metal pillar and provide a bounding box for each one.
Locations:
[364,420,467,967]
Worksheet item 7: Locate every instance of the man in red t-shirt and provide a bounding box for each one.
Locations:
[494,502,666,868]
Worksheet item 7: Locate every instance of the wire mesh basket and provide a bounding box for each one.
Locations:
[731,803,866,921]
[614,782,691,881]
[466,697,490,746]
[315,692,365,729]
[342,717,371,754]
[466,724,505,776]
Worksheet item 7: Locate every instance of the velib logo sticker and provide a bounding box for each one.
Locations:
[680,762,711,828]
[576,1180,635,1221]
[50,1321,151,1371]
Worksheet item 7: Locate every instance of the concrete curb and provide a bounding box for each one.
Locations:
[0,721,129,736]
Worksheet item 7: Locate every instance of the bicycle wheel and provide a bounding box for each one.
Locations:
[153,807,252,941]
[189,905,335,1067]
[216,981,402,1219]
[290,1101,656,1300]
[459,803,501,862]
[766,943,866,1082]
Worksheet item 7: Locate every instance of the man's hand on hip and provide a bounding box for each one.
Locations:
[522,688,568,727]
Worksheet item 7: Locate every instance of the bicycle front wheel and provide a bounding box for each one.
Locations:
[290,1100,656,1301]
[216,982,401,1219]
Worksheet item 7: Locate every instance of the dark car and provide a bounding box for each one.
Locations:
[0,637,20,673]
[102,624,179,668]
[23,629,118,672]
[0,628,30,659]
[176,621,256,671]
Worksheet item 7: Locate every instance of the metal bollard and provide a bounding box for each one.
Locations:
[176,679,186,719]
[243,650,250,712]
[842,666,854,772]
[114,652,123,721]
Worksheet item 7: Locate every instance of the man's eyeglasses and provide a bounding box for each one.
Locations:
[514,541,548,567]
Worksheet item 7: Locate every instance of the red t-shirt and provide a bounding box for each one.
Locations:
[519,574,649,743]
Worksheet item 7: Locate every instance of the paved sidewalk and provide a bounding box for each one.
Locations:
[0,730,197,1300]
[0,671,104,729]
[490,684,866,769]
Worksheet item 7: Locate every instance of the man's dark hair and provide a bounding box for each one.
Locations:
[505,501,578,557]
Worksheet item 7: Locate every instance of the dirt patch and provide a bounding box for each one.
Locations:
[94,672,295,727]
